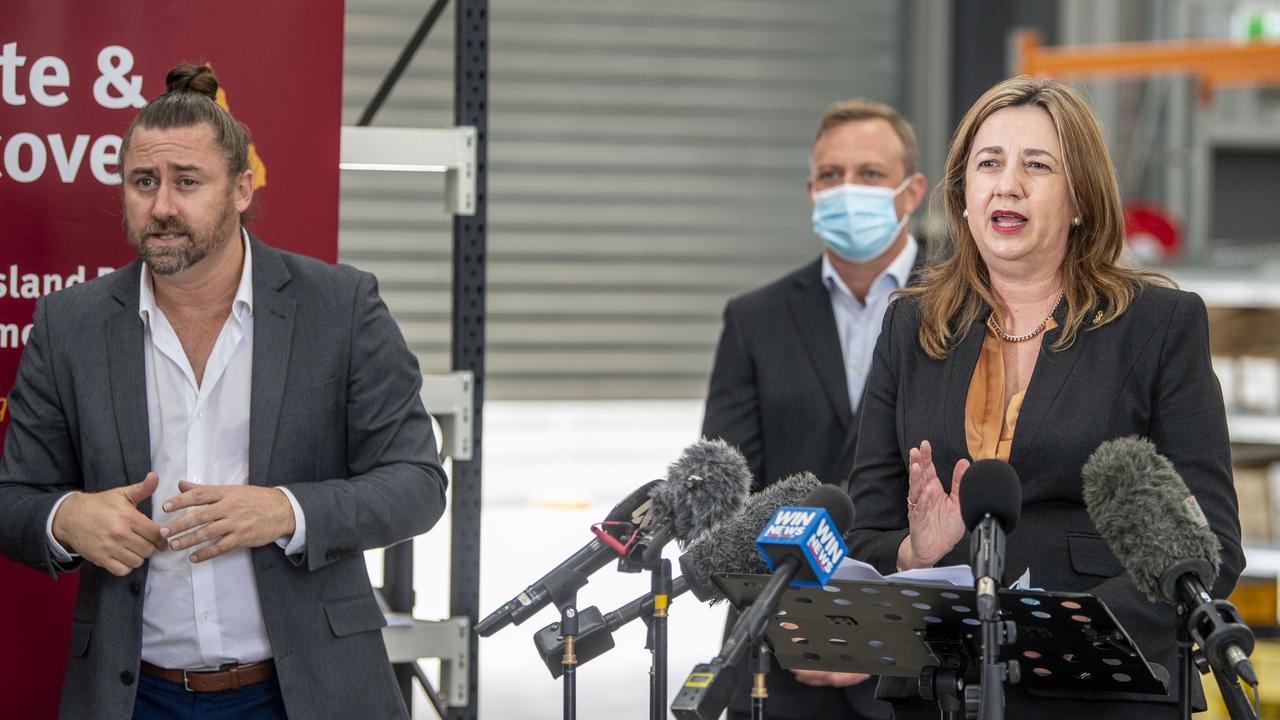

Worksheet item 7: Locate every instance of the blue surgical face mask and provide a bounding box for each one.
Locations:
[811,178,911,262]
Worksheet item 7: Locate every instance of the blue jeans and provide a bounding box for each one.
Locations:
[132,669,288,720]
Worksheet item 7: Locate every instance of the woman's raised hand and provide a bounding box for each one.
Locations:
[899,440,970,569]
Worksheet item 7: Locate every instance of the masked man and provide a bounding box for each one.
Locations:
[701,98,926,720]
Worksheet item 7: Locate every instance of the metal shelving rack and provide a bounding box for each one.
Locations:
[338,1,487,717]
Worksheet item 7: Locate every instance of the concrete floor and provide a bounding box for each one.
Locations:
[367,400,732,719]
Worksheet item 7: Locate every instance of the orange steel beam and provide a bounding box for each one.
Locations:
[1015,30,1280,93]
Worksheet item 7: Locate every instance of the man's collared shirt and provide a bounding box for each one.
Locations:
[46,230,307,670]
[822,235,918,414]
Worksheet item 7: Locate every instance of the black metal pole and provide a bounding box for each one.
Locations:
[649,559,672,720]
[371,0,439,664]
[1213,667,1260,720]
[750,641,769,720]
[979,617,1005,719]
[358,0,452,126]
[449,0,488,718]
[384,541,416,710]
[1213,668,1259,720]
[562,602,579,720]
[1178,626,1193,720]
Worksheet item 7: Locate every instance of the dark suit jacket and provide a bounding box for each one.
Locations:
[0,236,447,720]
[849,285,1243,715]
[704,259,860,495]
[702,258,889,719]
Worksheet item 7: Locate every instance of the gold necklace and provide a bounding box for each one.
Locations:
[987,292,1064,343]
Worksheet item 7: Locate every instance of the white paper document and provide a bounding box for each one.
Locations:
[830,557,974,586]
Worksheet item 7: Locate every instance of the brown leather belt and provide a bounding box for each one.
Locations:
[139,660,274,692]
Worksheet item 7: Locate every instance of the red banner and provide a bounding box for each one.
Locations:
[1,4,344,716]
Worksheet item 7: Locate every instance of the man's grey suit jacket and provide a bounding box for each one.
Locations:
[0,235,448,719]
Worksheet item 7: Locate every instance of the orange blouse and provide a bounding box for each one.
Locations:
[964,318,1057,461]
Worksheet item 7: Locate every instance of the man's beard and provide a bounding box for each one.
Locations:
[126,196,239,276]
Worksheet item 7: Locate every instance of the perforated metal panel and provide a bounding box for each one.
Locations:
[340,0,904,399]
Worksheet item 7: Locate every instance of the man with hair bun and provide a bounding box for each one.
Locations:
[700,97,926,720]
[0,63,446,719]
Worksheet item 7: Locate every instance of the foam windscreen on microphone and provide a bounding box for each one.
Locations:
[1082,435,1221,604]
[649,438,753,546]
[798,484,856,534]
[678,472,821,602]
[958,459,1022,532]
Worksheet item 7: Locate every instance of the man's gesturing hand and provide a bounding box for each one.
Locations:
[51,472,166,577]
[160,482,296,563]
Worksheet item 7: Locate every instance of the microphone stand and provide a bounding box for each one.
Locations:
[619,526,677,720]
[750,641,770,720]
[978,612,1018,720]
[1210,663,1258,720]
[1174,573,1258,720]
[1177,617,1193,720]
[560,599,578,720]
[671,557,801,720]
[544,567,590,720]
[972,515,1019,720]
[647,559,672,720]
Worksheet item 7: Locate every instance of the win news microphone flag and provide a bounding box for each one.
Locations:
[754,498,848,587]
[671,484,854,720]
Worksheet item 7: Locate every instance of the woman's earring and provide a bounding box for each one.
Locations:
[962,208,969,218]
[1072,216,1082,226]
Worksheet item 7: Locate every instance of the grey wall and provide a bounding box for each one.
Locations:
[340,0,908,400]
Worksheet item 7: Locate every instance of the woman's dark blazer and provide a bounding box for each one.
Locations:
[847,284,1243,713]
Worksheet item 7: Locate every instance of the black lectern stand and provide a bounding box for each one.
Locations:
[713,574,1167,718]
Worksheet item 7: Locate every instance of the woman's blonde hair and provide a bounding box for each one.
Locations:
[903,75,1167,359]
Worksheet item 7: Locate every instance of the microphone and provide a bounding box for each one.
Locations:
[678,472,822,602]
[671,484,854,720]
[529,473,820,676]
[1082,436,1255,687]
[475,438,751,637]
[958,459,1023,718]
[475,479,660,637]
[602,575,691,631]
[627,438,756,566]
[958,459,1022,619]
[754,484,854,587]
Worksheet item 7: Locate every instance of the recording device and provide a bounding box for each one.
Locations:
[1082,436,1256,687]
[530,472,821,676]
[476,439,751,637]
[958,459,1022,618]
[671,484,855,720]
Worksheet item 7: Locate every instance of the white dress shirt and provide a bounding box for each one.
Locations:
[822,236,918,413]
[47,231,307,670]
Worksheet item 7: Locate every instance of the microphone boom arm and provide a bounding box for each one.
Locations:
[670,556,801,720]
